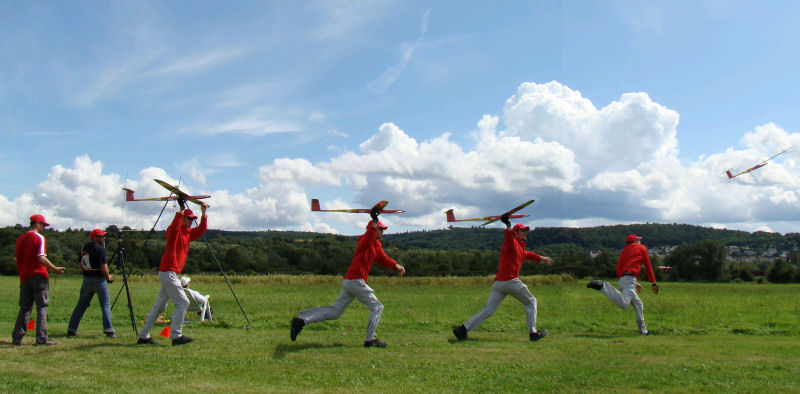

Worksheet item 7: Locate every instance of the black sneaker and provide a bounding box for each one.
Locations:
[105,332,120,338]
[66,331,77,337]
[363,338,388,348]
[35,340,57,346]
[172,336,194,346]
[529,330,548,341]
[290,317,305,342]
[12,338,21,346]
[453,324,468,340]
[137,337,160,346]
[587,280,604,290]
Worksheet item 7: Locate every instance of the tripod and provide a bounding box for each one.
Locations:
[197,230,251,330]
[111,198,171,311]
[108,231,138,336]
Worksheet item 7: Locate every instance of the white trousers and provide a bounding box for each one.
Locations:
[463,278,538,333]
[601,275,647,334]
[298,279,384,341]
[139,271,191,340]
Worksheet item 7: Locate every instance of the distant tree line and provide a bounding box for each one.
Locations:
[1,223,799,283]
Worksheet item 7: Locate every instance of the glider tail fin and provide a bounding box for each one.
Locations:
[123,188,136,201]
[311,199,321,211]
[725,170,734,179]
[445,209,456,222]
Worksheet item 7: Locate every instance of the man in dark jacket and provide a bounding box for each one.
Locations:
[67,229,119,338]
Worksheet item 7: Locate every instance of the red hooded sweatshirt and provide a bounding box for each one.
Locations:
[616,243,656,283]
[495,229,542,281]
[343,222,399,282]
[159,211,207,274]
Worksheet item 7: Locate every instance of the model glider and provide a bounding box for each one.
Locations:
[725,146,793,179]
[123,179,210,206]
[310,199,405,214]
[445,199,534,226]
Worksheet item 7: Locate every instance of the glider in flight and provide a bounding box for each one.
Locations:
[725,146,792,179]
[310,199,405,214]
[123,179,211,206]
[445,199,534,226]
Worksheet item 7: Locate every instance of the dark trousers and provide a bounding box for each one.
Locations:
[12,275,50,343]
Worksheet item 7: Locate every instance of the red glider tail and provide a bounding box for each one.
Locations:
[445,209,456,222]
[311,199,321,211]
[123,188,136,201]
[725,170,734,179]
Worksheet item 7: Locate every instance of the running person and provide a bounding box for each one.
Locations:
[587,234,659,335]
[291,207,406,348]
[453,215,553,341]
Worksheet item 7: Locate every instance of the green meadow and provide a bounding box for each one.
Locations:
[1,274,799,392]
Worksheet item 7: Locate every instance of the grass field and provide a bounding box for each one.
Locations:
[1,274,799,392]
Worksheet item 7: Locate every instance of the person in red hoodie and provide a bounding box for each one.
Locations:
[291,207,405,348]
[137,200,207,346]
[587,234,659,335]
[453,215,553,342]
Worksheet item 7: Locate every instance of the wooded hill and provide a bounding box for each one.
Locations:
[2,223,799,282]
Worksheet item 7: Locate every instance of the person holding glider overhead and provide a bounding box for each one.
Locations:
[291,204,406,348]
[453,213,553,342]
[137,198,207,346]
[587,234,658,335]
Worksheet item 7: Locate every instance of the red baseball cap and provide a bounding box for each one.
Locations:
[626,234,642,244]
[90,229,107,240]
[367,220,388,230]
[30,214,50,227]
[182,209,198,219]
[512,223,530,232]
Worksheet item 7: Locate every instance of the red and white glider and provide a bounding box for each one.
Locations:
[310,199,405,214]
[726,146,792,179]
[123,179,210,206]
[445,200,534,226]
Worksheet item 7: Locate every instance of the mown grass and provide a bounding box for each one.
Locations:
[1,275,799,392]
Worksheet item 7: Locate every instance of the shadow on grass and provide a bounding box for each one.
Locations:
[0,338,133,350]
[573,333,622,339]
[447,336,513,344]
[272,342,348,359]
[574,331,657,339]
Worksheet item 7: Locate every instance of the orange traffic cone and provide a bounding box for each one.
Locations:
[27,320,35,330]
[158,326,170,338]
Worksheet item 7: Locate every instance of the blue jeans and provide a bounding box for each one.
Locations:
[68,276,114,333]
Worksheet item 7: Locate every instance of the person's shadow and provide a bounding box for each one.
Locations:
[272,342,347,359]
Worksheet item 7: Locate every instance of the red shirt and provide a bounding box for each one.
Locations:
[617,243,656,283]
[495,230,542,281]
[343,224,398,282]
[15,231,48,284]
[159,211,207,274]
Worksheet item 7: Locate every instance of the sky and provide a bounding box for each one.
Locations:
[2,1,800,235]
